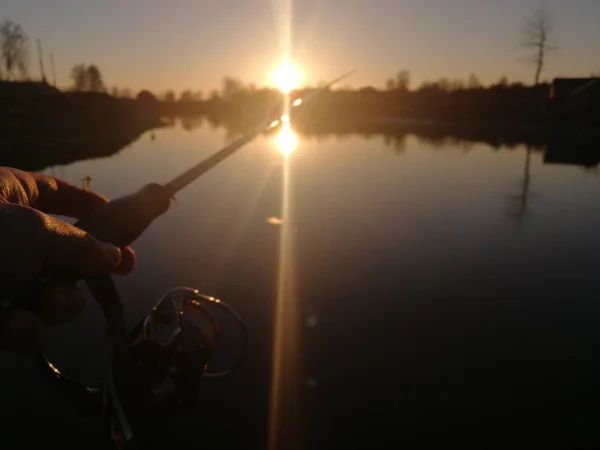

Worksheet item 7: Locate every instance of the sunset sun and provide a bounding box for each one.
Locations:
[269,62,302,92]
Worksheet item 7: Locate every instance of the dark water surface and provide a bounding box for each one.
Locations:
[2,122,600,449]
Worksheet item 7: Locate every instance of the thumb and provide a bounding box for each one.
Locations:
[5,203,122,278]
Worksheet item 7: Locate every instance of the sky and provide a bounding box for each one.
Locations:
[2,0,599,93]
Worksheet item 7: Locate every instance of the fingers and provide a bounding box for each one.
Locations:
[0,167,108,219]
[75,183,171,247]
[3,203,122,278]
[113,247,137,275]
[0,309,49,354]
[31,172,109,219]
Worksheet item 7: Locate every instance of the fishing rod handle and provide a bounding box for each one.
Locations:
[75,183,171,247]
[1,183,172,311]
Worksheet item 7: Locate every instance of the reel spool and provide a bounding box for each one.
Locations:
[37,287,247,449]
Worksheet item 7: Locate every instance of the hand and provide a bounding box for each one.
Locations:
[0,167,136,354]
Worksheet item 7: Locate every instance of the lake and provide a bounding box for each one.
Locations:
[2,120,600,449]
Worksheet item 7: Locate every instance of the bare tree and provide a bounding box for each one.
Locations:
[0,19,29,80]
[520,6,556,85]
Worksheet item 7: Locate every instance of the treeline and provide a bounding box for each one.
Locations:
[4,3,589,130]
[141,74,555,129]
[93,72,555,128]
[382,70,533,93]
[101,71,543,103]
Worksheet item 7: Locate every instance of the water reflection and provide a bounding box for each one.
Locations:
[306,314,319,328]
[179,115,204,132]
[167,113,600,168]
[8,114,600,173]
[269,135,301,450]
[5,119,600,449]
[266,217,284,226]
[506,146,533,226]
[0,135,143,172]
[275,123,298,156]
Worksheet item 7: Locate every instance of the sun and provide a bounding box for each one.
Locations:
[269,62,302,92]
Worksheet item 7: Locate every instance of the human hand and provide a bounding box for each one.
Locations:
[0,167,136,354]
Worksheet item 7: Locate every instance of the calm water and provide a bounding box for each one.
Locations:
[3,122,600,448]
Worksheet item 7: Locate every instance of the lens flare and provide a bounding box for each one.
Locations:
[275,124,298,155]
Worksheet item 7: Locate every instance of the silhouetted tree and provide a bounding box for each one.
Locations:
[221,76,245,101]
[86,65,105,92]
[433,78,451,92]
[449,79,465,91]
[520,6,556,85]
[180,89,193,101]
[137,90,157,103]
[71,64,87,90]
[491,76,509,90]
[110,86,120,97]
[0,19,29,80]
[180,89,204,102]
[163,90,176,102]
[71,64,105,92]
[395,70,410,91]
[418,79,450,93]
[385,70,410,91]
[467,74,481,89]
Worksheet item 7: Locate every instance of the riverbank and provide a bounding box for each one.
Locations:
[0,81,165,170]
[2,80,600,171]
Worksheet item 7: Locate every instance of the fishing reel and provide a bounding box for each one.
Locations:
[37,286,247,449]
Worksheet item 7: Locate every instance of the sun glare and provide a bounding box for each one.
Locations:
[270,62,302,92]
[275,123,298,155]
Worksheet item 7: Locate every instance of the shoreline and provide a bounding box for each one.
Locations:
[1,81,599,171]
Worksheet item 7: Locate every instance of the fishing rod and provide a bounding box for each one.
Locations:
[3,69,356,449]
[64,69,357,250]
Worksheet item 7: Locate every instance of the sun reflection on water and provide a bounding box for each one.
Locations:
[275,123,298,155]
